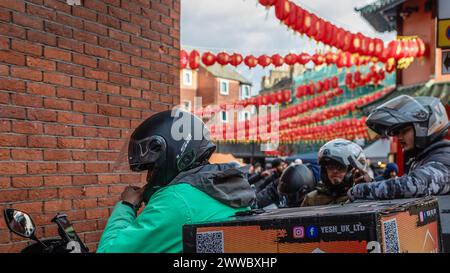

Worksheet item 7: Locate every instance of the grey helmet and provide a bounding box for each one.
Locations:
[366,95,450,150]
[317,139,367,196]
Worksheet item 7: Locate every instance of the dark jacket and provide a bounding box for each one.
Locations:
[349,139,450,200]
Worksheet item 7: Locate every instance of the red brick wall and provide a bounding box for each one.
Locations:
[0,0,180,252]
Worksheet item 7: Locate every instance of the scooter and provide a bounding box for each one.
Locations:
[3,208,89,253]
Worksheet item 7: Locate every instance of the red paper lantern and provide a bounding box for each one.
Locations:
[297,53,311,65]
[387,40,399,59]
[275,0,290,21]
[368,39,375,56]
[294,7,305,33]
[323,78,330,91]
[276,91,284,104]
[307,14,318,37]
[314,19,326,42]
[417,38,426,57]
[258,55,272,67]
[244,55,258,68]
[325,52,337,65]
[374,39,384,58]
[217,52,230,66]
[271,54,284,67]
[315,81,323,94]
[180,49,189,69]
[285,2,297,28]
[302,10,313,34]
[189,50,200,69]
[343,31,354,52]
[284,53,298,66]
[258,0,276,7]
[361,37,370,56]
[312,54,325,65]
[354,71,362,83]
[230,53,243,66]
[283,89,291,102]
[201,52,216,66]
[353,33,363,54]
[331,76,339,89]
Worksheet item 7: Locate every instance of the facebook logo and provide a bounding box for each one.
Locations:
[306,226,319,239]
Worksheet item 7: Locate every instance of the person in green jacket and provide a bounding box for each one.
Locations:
[97,109,255,253]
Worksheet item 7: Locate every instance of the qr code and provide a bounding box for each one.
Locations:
[196,231,224,253]
[383,219,400,253]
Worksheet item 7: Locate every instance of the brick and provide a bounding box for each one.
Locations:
[73,30,98,44]
[98,82,120,94]
[57,163,84,173]
[108,185,126,194]
[73,221,97,233]
[109,117,130,129]
[0,9,10,22]
[57,37,84,53]
[27,4,56,20]
[43,0,70,13]
[84,186,108,197]
[120,65,141,77]
[84,22,108,36]
[44,97,71,110]
[98,105,120,116]
[99,37,121,51]
[28,188,58,200]
[131,78,150,90]
[11,149,42,160]
[121,43,141,57]
[85,139,108,150]
[11,176,42,188]
[11,39,42,56]
[72,78,97,91]
[122,22,141,36]
[0,189,27,202]
[28,135,57,148]
[84,231,103,243]
[109,73,130,86]
[27,82,56,97]
[121,108,141,119]
[11,120,43,134]
[98,174,120,184]
[120,87,141,99]
[109,96,130,107]
[108,29,130,43]
[0,64,7,76]
[58,187,83,197]
[44,200,72,213]
[72,151,97,161]
[85,68,108,81]
[84,44,109,58]
[13,12,43,29]
[56,12,83,28]
[44,47,71,61]
[0,0,25,12]
[84,115,108,126]
[98,59,121,73]
[56,62,83,77]
[12,200,43,213]
[57,87,83,100]
[73,101,97,114]
[98,14,120,29]
[57,138,84,149]
[86,208,109,219]
[97,128,121,138]
[44,175,72,186]
[109,51,130,64]
[0,91,9,104]
[97,151,118,161]
[108,6,130,21]
[73,126,97,137]
[65,210,87,221]
[44,123,72,136]
[0,78,25,92]
[84,92,107,104]
[44,21,72,38]
[131,56,150,69]
[11,67,42,81]
[43,72,71,86]
[98,196,118,207]
[28,162,57,174]
[28,30,57,46]
[142,30,160,44]
[43,150,71,161]
[72,6,97,22]
[0,134,27,147]
[73,175,98,185]
[73,54,98,68]
[57,112,83,124]
[0,23,26,39]
[27,108,57,122]
[142,69,160,81]
[73,198,97,209]
[26,56,56,71]
[85,163,109,173]
[151,102,169,112]
[0,51,25,65]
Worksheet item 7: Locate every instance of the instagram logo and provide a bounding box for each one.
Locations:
[293,227,305,239]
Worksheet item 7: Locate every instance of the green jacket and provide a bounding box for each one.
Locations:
[97,164,254,253]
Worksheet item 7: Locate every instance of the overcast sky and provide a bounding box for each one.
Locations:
[181,0,396,94]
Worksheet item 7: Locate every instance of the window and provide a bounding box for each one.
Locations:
[220,79,229,95]
[183,69,192,86]
[240,85,251,99]
[221,111,228,123]
[183,100,192,112]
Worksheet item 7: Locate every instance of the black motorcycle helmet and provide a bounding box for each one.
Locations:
[128,108,216,203]
[366,95,450,150]
[278,163,317,206]
[317,139,367,197]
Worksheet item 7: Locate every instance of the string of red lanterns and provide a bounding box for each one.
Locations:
[257,0,426,62]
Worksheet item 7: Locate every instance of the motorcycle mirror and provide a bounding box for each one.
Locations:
[4,208,37,239]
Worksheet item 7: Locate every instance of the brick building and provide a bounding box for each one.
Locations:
[0,0,180,252]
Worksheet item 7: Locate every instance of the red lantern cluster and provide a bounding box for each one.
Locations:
[258,0,426,61]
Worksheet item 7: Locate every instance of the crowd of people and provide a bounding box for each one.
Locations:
[96,95,450,252]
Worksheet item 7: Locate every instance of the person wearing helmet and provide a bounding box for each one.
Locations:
[302,139,368,207]
[348,95,450,201]
[277,163,319,207]
[251,158,288,208]
[97,109,255,253]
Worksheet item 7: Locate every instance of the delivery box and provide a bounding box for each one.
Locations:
[183,197,441,253]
